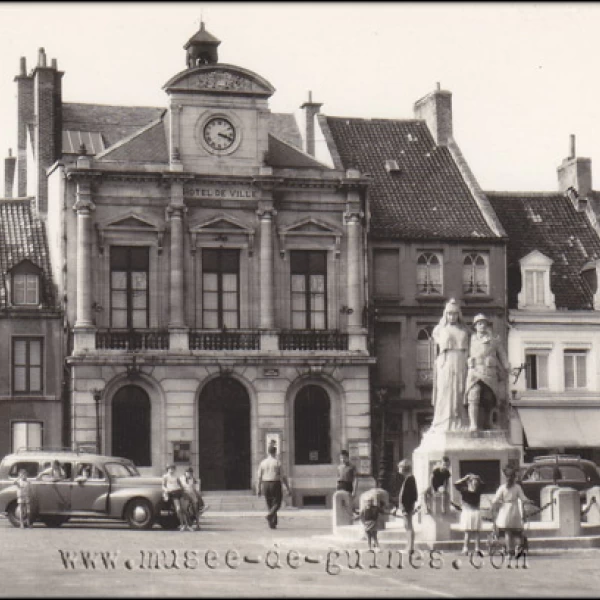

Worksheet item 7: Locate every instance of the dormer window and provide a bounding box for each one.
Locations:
[10,261,41,307]
[517,250,555,310]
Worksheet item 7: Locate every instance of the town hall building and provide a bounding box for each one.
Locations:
[8,24,375,505]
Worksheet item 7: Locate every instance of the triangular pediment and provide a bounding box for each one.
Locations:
[100,213,159,230]
[163,64,275,97]
[190,214,253,234]
[520,249,553,267]
[280,217,341,236]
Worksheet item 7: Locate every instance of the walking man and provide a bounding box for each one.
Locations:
[336,450,358,497]
[257,444,291,529]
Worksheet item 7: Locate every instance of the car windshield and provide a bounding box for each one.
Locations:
[125,463,140,476]
[105,462,137,478]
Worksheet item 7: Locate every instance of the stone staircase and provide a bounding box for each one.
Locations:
[202,490,273,512]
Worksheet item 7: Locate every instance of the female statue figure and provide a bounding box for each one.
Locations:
[431,299,469,431]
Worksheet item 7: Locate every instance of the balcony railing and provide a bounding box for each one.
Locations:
[95,329,170,351]
[189,330,260,351]
[279,330,349,351]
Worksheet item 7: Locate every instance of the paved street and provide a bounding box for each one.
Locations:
[0,510,599,597]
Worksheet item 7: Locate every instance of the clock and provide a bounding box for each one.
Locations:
[203,117,236,151]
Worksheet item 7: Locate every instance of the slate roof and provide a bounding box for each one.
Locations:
[0,199,56,309]
[487,192,600,310]
[97,119,169,163]
[266,134,328,169]
[62,103,165,151]
[324,117,499,240]
[62,103,303,162]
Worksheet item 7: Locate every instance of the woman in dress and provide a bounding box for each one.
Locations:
[431,299,470,431]
[491,466,535,556]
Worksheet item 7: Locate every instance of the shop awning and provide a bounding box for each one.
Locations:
[515,405,600,448]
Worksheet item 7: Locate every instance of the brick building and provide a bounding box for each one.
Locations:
[0,196,63,456]
[319,86,508,473]
[488,138,600,464]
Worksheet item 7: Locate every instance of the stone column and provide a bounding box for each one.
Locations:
[72,173,96,353]
[167,180,188,351]
[345,210,363,331]
[258,207,275,329]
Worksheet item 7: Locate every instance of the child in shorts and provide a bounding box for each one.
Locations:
[15,469,32,528]
[180,467,207,530]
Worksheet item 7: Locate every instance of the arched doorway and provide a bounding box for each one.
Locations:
[112,385,151,466]
[294,385,331,465]
[198,377,251,490]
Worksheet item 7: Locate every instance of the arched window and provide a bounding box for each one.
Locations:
[463,252,489,294]
[294,385,331,465]
[416,252,442,295]
[416,326,435,386]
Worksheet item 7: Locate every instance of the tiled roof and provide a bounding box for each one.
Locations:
[324,117,499,240]
[61,103,165,151]
[487,192,600,310]
[0,199,56,309]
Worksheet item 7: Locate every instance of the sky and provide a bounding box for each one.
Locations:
[0,2,599,192]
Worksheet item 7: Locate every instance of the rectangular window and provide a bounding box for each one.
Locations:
[290,250,327,330]
[202,249,240,329]
[564,350,587,389]
[13,274,39,305]
[525,353,549,390]
[525,271,545,306]
[373,249,400,297]
[13,338,43,394]
[374,322,401,386]
[11,421,43,453]
[110,247,149,328]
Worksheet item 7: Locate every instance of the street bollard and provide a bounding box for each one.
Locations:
[554,488,581,537]
[332,490,354,534]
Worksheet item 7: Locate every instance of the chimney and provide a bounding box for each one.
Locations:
[300,91,323,157]
[4,149,16,198]
[32,48,64,213]
[557,134,592,198]
[15,56,34,197]
[413,82,453,146]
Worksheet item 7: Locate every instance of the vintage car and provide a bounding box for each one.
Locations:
[519,455,600,506]
[0,449,180,529]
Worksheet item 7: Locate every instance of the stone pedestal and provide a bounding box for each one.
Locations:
[417,490,454,543]
[413,429,520,508]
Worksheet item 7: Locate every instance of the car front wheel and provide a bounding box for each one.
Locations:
[125,498,154,530]
[6,501,21,528]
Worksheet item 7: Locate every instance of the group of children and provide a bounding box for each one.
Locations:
[162,464,208,531]
[356,456,535,556]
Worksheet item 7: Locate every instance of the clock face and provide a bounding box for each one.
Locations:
[203,117,236,151]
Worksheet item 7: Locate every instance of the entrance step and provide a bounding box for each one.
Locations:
[202,490,269,511]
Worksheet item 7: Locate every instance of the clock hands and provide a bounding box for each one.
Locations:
[218,132,234,141]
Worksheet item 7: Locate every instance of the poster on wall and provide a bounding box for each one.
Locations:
[348,439,372,475]
[265,431,282,454]
[173,441,191,464]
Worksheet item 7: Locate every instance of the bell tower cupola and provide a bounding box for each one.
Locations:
[184,21,221,68]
